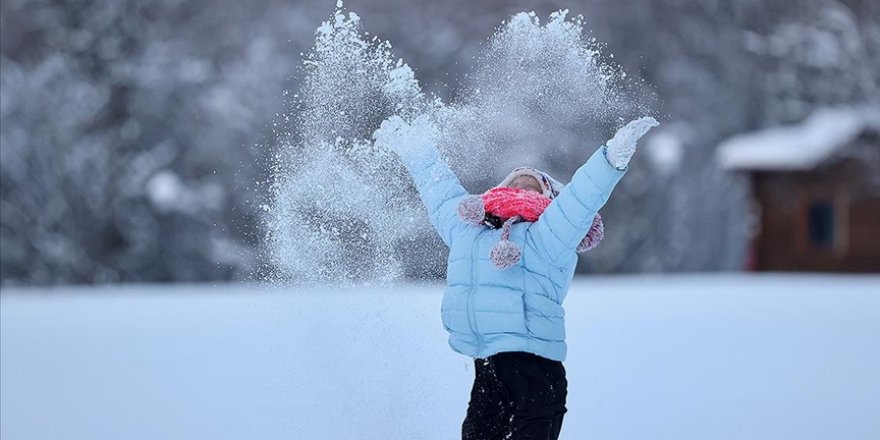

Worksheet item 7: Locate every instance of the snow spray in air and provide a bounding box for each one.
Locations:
[264,2,654,284]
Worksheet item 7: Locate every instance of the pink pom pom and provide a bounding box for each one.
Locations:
[576,214,605,253]
[458,195,486,224]
[490,240,522,269]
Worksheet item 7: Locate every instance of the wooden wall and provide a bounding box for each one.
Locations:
[750,157,880,272]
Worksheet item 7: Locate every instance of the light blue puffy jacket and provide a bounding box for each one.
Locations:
[398,142,627,362]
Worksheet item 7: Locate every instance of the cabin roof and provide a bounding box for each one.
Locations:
[716,105,880,171]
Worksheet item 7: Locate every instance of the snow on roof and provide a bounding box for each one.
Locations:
[716,106,880,171]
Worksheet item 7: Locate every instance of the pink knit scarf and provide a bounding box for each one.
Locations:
[481,187,551,222]
[457,186,605,269]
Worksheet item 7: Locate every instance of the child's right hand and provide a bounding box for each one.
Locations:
[372,114,438,158]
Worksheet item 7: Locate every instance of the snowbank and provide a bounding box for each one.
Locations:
[2,274,878,439]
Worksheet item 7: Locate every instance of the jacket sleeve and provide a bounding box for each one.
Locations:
[396,141,470,247]
[527,145,627,268]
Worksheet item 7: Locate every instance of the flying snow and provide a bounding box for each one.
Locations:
[264,3,654,284]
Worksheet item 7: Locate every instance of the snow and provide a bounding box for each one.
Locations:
[267,5,429,283]
[146,170,225,214]
[267,5,653,284]
[645,129,684,175]
[146,170,183,210]
[716,106,880,171]
[2,274,878,440]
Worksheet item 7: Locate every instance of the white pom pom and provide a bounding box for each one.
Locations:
[457,195,485,224]
[490,240,521,269]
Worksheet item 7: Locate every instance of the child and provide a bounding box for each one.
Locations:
[373,115,659,440]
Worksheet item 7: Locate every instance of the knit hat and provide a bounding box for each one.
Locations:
[497,166,564,199]
[457,166,605,270]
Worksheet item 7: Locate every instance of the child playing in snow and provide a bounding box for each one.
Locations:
[373,115,658,440]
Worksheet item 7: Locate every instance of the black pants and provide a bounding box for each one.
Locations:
[461,351,567,440]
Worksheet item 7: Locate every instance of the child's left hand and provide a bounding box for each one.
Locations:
[605,116,660,170]
[372,114,438,158]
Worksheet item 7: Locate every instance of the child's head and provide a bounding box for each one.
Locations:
[507,175,543,194]
[466,166,564,229]
[496,167,563,200]
[457,165,604,269]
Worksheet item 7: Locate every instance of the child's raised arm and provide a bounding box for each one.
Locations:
[373,115,470,247]
[527,117,659,267]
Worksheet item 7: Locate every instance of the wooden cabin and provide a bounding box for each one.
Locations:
[717,107,880,272]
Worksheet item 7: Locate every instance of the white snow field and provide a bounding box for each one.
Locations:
[1,274,878,440]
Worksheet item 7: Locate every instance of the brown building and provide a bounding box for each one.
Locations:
[717,107,880,272]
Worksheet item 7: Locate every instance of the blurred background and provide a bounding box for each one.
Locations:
[2,0,878,286]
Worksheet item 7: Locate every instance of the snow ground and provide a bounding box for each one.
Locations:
[1,274,878,440]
